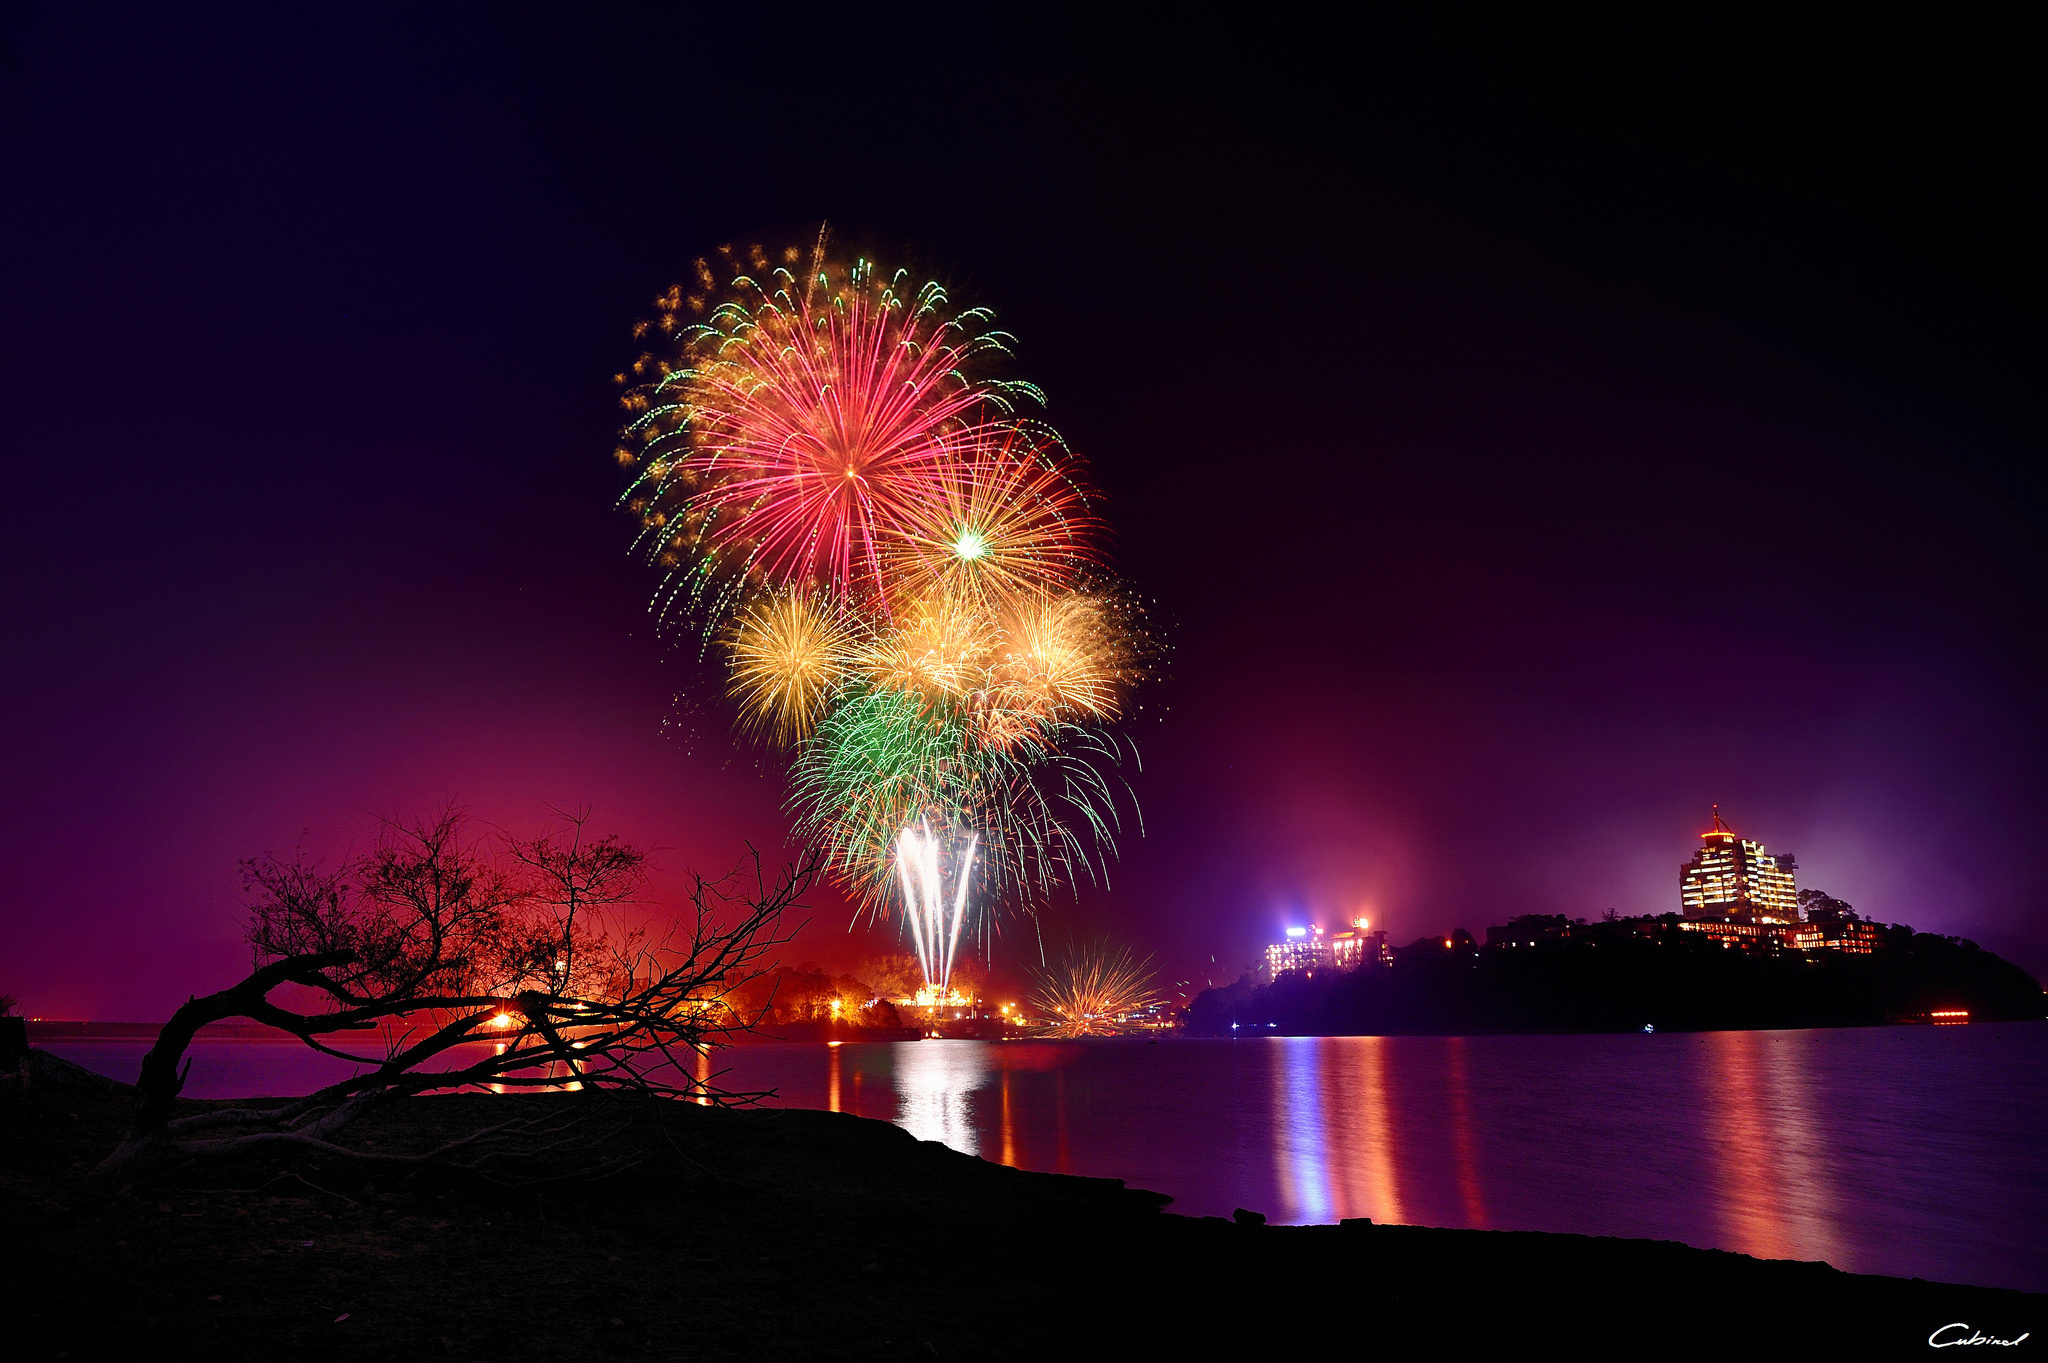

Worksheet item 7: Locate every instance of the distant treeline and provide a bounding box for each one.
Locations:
[1184,921,2045,1035]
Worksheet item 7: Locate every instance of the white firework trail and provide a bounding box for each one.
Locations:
[894,821,980,998]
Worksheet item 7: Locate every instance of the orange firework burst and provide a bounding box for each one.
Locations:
[848,585,1137,750]
[986,590,1130,725]
[724,591,855,743]
[1030,941,1161,1037]
[880,427,1102,606]
[855,590,993,706]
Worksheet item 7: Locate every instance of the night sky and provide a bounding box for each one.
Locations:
[4,5,2043,1019]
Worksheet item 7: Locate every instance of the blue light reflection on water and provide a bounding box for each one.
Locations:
[45,1022,2048,1293]
[1273,1036,1331,1222]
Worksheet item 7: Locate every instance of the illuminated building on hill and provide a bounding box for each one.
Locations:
[1679,807,1799,923]
[1328,918,1386,967]
[1265,919,1388,979]
[1266,926,1332,977]
[1678,918,1783,950]
[1814,919,1886,954]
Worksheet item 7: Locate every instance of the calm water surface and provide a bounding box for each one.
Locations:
[50,1023,2047,1293]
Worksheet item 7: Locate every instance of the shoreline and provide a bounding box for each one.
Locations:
[27,1014,2039,1042]
[3,1066,2040,1358]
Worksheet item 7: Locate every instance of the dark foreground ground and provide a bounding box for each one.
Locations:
[3,1061,2038,1360]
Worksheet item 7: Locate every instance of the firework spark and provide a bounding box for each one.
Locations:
[1030,941,1162,1037]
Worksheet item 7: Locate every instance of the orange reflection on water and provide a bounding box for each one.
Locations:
[1702,1031,1789,1258]
[1701,1031,1841,1267]
[1446,1037,1488,1229]
[1274,1037,1405,1225]
[1759,1033,1842,1269]
[1001,1065,1018,1168]
[827,1042,842,1113]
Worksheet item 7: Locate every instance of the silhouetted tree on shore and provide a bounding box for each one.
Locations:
[92,806,815,1184]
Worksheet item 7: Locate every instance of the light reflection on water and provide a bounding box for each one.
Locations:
[45,1022,2047,1293]
[892,1038,987,1153]
[1273,1036,1331,1221]
[1445,1036,1487,1228]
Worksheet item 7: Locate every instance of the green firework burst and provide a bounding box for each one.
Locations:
[788,686,1134,913]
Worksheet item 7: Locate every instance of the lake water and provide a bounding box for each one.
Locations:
[47,1022,2047,1294]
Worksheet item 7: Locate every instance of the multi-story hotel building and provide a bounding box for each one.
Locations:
[1679,807,1799,923]
[1266,927,1332,978]
[1265,921,1390,978]
[1327,927,1375,968]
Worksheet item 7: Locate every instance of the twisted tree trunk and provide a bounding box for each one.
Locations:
[88,842,815,1184]
[93,950,356,1182]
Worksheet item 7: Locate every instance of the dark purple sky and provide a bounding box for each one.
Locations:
[4,6,2043,1018]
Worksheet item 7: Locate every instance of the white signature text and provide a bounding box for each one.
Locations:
[1929,1323,2031,1348]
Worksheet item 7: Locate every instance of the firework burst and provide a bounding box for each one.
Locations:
[724,590,854,744]
[619,242,1041,618]
[979,588,1134,736]
[787,683,1133,912]
[855,589,993,706]
[1030,941,1162,1037]
[880,426,1101,607]
[617,231,1149,993]
[846,585,1138,749]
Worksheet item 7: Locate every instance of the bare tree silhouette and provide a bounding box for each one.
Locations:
[94,806,815,1184]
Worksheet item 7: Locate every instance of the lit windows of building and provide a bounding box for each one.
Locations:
[1682,917,1888,954]
[1794,893,1888,954]
[1264,918,1392,979]
[1677,918,1784,951]
[1679,806,1799,924]
[1327,918,1384,968]
[1266,926,1333,977]
[1815,920,1886,954]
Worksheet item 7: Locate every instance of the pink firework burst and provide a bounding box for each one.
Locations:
[623,249,1041,609]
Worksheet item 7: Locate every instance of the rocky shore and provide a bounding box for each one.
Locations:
[2,1057,2037,1359]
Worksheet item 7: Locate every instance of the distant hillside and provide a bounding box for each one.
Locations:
[1184,924,2045,1035]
